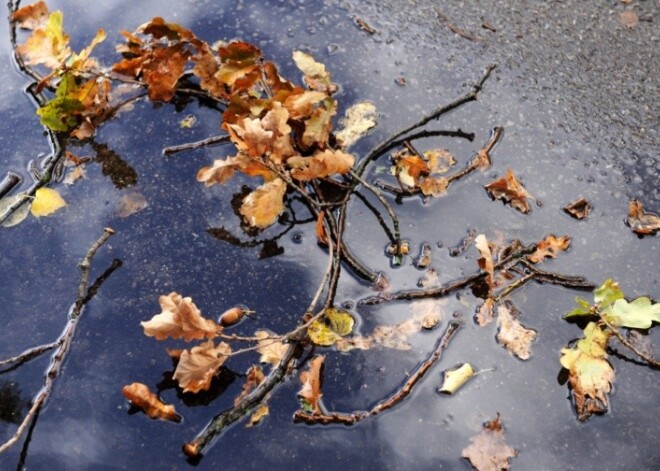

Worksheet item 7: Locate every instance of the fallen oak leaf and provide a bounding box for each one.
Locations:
[234,365,265,406]
[288,149,355,181]
[239,178,287,229]
[484,169,535,214]
[527,234,571,264]
[12,0,49,30]
[335,100,377,149]
[173,340,231,393]
[496,303,537,360]
[298,355,325,414]
[16,10,71,69]
[625,199,659,236]
[255,330,288,366]
[563,197,591,220]
[141,292,219,341]
[246,404,269,427]
[475,298,495,326]
[462,414,517,471]
[292,50,336,93]
[122,382,181,422]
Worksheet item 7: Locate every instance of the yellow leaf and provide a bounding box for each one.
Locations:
[17,11,71,68]
[335,101,377,148]
[439,363,474,394]
[246,404,269,427]
[30,187,66,217]
[255,330,288,366]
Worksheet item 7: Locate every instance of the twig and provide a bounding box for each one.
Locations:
[293,321,461,425]
[493,272,535,302]
[599,315,660,368]
[0,228,117,454]
[162,135,231,156]
[518,260,596,290]
[0,342,58,369]
[437,12,482,42]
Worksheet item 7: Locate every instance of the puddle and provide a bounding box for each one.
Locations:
[1,0,658,469]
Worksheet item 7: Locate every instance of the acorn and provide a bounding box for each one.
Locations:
[218,306,253,327]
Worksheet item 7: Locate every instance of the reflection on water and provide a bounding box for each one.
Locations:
[1,0,658,469]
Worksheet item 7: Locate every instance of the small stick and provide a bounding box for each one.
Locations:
[0,228,117,454]
[0,172,21,200]
[293,322,461,425]
[162,135,231,156]
[0,341,59,369]
[598,315,660,368]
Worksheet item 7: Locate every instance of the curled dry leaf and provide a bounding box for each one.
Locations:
[246,404,269,427]
[626,199,660,236]
[419,176,449,197]
[475,298,495,326]
[484,169,535,214]
[393,154,429,187]
[173,340,231,393]
[141,292,219,341]
[462,415,517,471]
[496,304,537,360]
[292,51,336,93]
[439,363,474,394]
[315,211,329,245]
[335,101,377,149]
[563,197,591,220]
[527,234,571,264]
[17,11,72,68]
[255,330,288,366]
[560,322,614,421]
[122,382,181,422]
[239,178,287,229]
[298,355,325,414]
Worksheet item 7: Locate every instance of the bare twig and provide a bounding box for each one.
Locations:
[293,321,461,425]
[599,315,660,368]
[0,228,117,454]
[162,135,231,156]
[0,342,58,370]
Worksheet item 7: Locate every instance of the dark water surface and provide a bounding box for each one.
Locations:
[1,0,658,469]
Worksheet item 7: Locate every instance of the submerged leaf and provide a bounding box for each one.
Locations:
[30,187,66,216]
[496,304,537,360]
[122,382,181,422]
[604,297,660,330]
[255,330,288,366]
[462,415,517,471]
[308,308,355,346]
[335,101,377,148]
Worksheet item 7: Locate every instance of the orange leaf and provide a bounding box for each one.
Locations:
[298,355,325,414]
[12,1,48,30]
[625,199,659,236]
[255,330,288,366]
[527,234,571,263]
[475,234,494,295]
[141,292,219,341]
[484,169,535,214]
[239,178,287,228]
[234,365,266,406]
[173,340,231,393]
[122,382,181,422]
[394,154,429,187]
[419,176,449,197]
[288,149,354,181]
[315,211,329,245]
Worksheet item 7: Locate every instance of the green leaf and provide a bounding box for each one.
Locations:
[563,297,593,320]
[604,297,660,330]
[36,74,84,131]
[594,279,624,308]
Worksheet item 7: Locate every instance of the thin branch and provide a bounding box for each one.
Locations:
[598,315,660,368]
[293,321,461,425]
[0,342,58,370]
[0,228,117,454]
[162,135,231,156]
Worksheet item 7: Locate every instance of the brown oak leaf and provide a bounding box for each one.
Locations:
[234,365,266,406]
[563,197,592,220]
[626,199,660,236]
[484,169,535,214]
[527,234,571,264]
[462,415,517,471]
[12,1,48,30]
[239,178,287,228]
[298,355,325,413]
[255,330,288,366]
[288,149,355,181]
[141,292,219,341]
[122,382,181,422]
[173,340,231,393]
